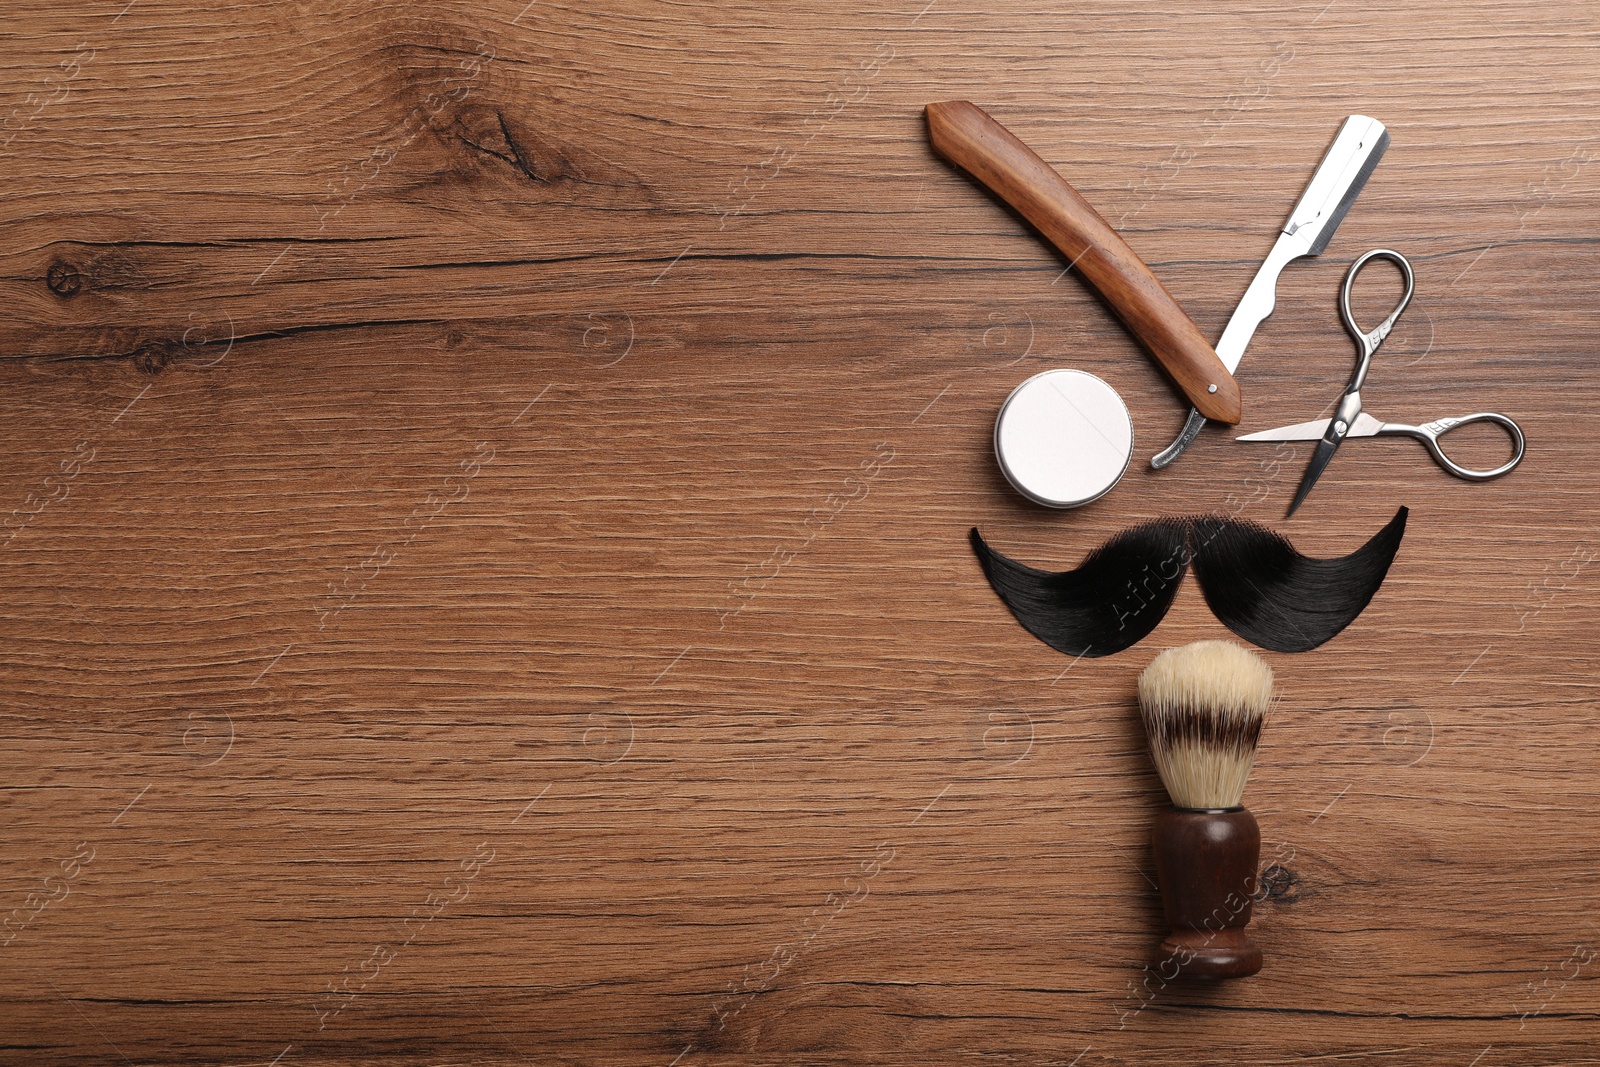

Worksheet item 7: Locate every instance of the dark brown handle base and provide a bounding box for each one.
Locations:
[1157,927,1262,980]
[1151,807,1262,980]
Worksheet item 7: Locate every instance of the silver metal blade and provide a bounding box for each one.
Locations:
[1284,115,1389,255]
[1237,417,1333,442]
[1150,115,1388,469]
[1237,411,1384,442]
[1219,116,1389,372]
[1286,435,1342,517]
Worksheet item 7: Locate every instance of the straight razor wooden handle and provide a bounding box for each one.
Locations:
[926,100,1241,425]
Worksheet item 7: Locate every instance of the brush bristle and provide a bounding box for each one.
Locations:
[1137,640,1274,810]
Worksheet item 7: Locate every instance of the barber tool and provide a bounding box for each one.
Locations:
[1151,115,1389,470]
[1139,640,1274,979]
[970,506,1406,655]
[1238,249,1525,517]
[993,369,1133,508]
[926,100,1240,424]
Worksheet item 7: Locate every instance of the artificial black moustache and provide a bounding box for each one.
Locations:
[970,507,1408,656]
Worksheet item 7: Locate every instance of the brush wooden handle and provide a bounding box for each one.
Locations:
[925,100,1241,425]
[1151,807,1262,979]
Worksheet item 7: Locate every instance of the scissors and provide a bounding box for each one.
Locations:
[1237,248,1526,517]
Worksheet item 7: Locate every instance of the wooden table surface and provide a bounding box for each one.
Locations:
[3,2,1598,1064]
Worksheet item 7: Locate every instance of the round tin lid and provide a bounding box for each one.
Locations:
[993,369,1133,509]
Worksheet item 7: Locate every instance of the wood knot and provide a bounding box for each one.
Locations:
[455,106,575,185]
[132,340,179,375]
[47,261,83,297]
[1256,862,1300,903]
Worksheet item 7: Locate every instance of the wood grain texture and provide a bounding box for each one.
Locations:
[2,1,1598,1064]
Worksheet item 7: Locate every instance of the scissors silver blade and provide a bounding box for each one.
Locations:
[1151,115,1389,469]
[1284,418,1349,518]
[1238,412,1386,441]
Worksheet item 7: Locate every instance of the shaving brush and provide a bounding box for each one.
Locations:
[1137,640,1274,979]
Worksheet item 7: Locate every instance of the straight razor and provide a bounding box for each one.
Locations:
[1150,115,1390,468]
